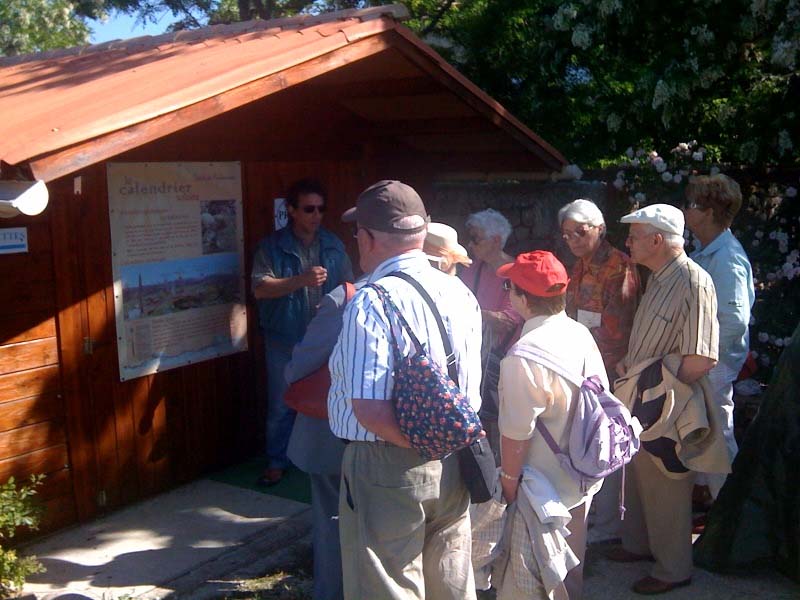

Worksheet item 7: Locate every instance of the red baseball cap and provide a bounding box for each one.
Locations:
[496,251,569,297]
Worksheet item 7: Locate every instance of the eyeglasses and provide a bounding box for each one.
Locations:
[502,279,514,292]
[561,225,596,241]
[301,205,326,214]
[684,201,704,210]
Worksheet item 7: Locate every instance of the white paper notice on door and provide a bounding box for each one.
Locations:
[577,309,602,329]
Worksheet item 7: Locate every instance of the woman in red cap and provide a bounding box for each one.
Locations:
[494,251,608,600]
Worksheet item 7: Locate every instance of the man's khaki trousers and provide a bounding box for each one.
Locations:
[339,441,476,600]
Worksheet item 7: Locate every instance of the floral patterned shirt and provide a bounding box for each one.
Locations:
[565,239,641,376]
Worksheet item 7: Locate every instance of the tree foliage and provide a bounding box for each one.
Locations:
[441,0,800,166]
[0,0,93,55]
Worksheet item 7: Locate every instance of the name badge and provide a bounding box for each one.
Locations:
[577,309,602,329]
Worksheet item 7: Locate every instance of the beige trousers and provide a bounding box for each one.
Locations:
[622,450,695,582]
[497,498,590,600]
[339,441,476,600]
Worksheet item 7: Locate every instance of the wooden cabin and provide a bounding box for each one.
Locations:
[0,4,566,533]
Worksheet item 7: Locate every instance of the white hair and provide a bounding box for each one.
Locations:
[465,209,512,246]
[663,232,686,249]
[371,228,427,250]
[640,224,685,249]
[558,199,605,227]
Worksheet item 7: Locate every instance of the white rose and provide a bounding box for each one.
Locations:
[613,178,626,190]
[752,239,760,247]
[755,230,764,238]
[661,171,673,182]
[655,159,667,173]
[673,173,683,184]
[775,338,784,347]
[786,186,798,198]
[784,337,793,346]
[635,192,646,202]
[625,147,635,158]
[758,332,769,343]
[630,158,640,167]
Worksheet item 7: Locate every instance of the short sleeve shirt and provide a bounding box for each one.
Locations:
[328,251,483,441]
[623,253,719,371]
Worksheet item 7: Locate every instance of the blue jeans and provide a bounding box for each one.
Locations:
[265,338,296,470]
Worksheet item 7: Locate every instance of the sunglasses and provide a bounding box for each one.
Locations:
[301,204,326,214]
[561,225,596,241]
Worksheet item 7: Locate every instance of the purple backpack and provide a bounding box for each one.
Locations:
[508,344,642,504]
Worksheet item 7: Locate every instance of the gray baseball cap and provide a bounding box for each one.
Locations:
[342,180,429,233]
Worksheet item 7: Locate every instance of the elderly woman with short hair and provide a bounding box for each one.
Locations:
[558,199,640,377]
[459,209,524,458]
[558,198,640,545]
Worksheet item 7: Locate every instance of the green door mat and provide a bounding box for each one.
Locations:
[209,458,311,504]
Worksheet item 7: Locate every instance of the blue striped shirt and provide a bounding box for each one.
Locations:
[328,251,483,441]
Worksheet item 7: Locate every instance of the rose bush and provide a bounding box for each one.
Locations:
[609,141,799,382]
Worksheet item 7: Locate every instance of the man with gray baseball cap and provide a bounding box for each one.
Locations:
[329,180,482,599]
[608,203,721,594]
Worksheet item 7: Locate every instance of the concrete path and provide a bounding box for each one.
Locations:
[21,480,310,599]
[20,478,799,599]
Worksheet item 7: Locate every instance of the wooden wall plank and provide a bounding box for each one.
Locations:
[0,252,55,284]
[50,176,98,521]
[0,365,60,404]
[0,445,69,481]
[0,338,59,376]
[0,313,57,345]
[0,279,56,314]
[0,422,67,460]
[0,393,64,432]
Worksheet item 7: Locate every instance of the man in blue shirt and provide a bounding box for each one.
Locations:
[251,179,352,486]
[684,174,755,498]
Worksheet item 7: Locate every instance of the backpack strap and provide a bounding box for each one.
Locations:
[386,271,459,386]
[508,344,586,389]
[507,344,589,458]
[366,283,425,363]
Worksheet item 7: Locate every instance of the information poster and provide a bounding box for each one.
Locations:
[108,162,247,381]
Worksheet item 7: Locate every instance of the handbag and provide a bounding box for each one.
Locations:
[283,282,355,420]
[382,272,496,503]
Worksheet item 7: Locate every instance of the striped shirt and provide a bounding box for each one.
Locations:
[622,252,719,372]
[328,250,483,441]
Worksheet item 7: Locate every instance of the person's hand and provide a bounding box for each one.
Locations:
[615,360,626,378]
[301,266,327,288]
[501,475,519,504]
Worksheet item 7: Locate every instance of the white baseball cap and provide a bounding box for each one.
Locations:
[620,203,685,235]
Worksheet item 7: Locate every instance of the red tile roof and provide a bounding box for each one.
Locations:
[0,5,567,181]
